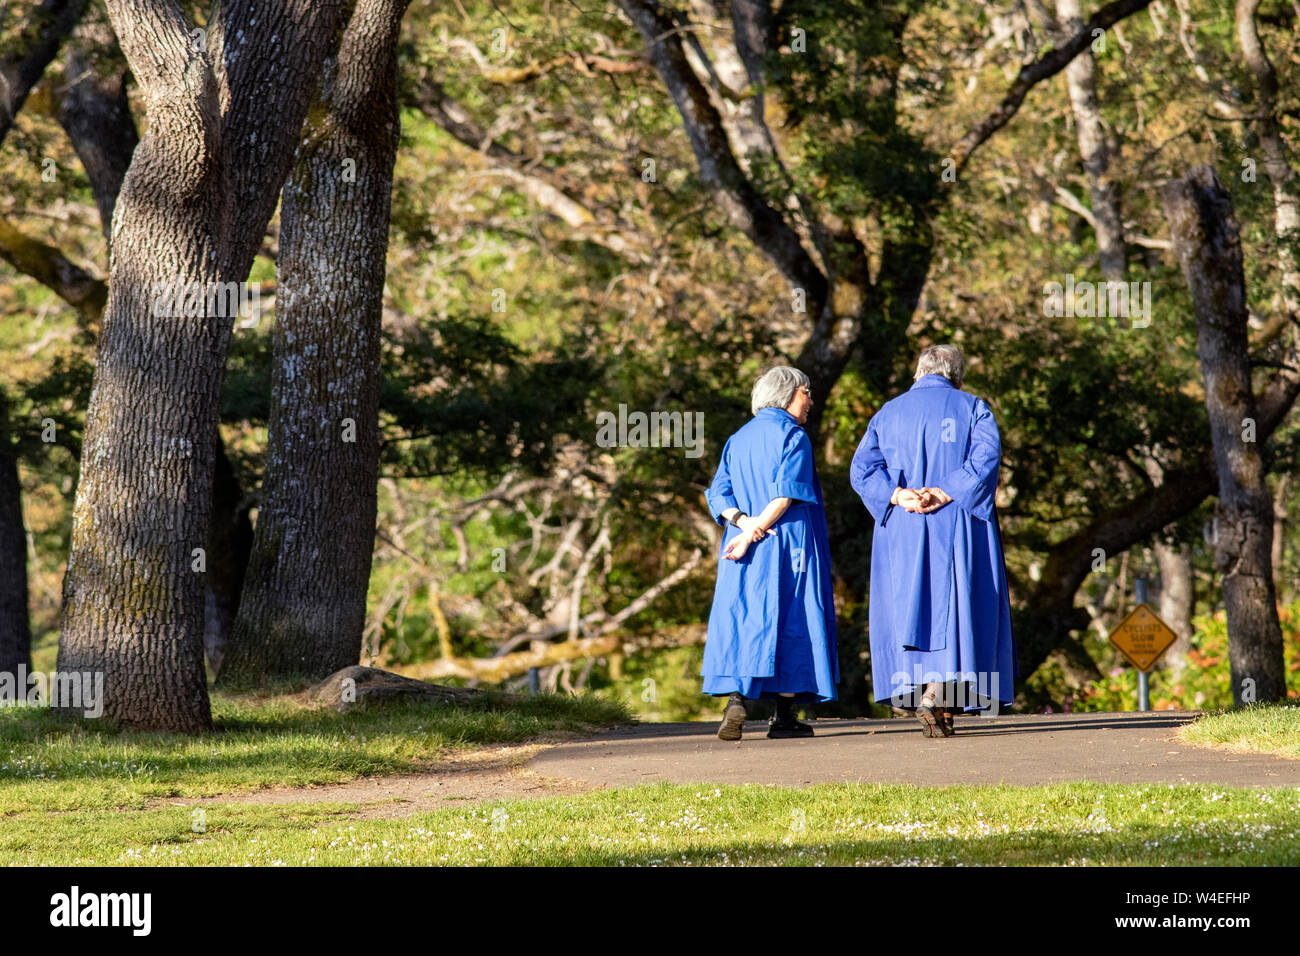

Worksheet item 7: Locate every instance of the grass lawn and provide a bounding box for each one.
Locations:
[0,689,630,815]
[1178,704,1300,760]
[7,695,1300,866]
[4,781,1299,866]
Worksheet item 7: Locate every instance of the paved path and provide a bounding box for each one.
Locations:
[526,711,1300,789]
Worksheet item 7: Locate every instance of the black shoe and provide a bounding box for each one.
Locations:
[767,716,814,739]
[938,707,956,737]
[717,694,746,741]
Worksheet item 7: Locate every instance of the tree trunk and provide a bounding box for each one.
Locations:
[1053,0,1126,279]
[219,0,410,685]
[1163,164,1286,705]
[1272,474,1288,601]
[1238,0,1300,608]
[55,0,339,731]
[1236,0,1300,321]
[55,15,137,240]
[0,389,32,677]
[0,0,89,145]
[1155,540,1195,678]
[204,436,252,675]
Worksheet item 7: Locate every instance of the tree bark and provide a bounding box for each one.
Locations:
[1236,0,1300,322]
[1163,164,1286,705]
[1272,474,1288,600]
[55,0,340,731]
[0,4,260,686]
[1044,0,1126,279]
[951,0,1155,174]
[0,0,89,145]
[1155,540,1195,678]
[219,0,411,685]
[0,389,32,677]
[203,436,252,675]
[614,0,828,314]
[55,15,138,239]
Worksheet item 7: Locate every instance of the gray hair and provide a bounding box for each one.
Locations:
[751,366,810,415]
[914,344,964,387]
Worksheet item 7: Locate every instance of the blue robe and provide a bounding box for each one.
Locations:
[702,407,838,702]
[849,374,1016,710]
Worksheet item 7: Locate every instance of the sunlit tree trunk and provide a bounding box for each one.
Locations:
[54,0,339,730]
[1156,541,1195,679]
[220,0,411,685]
[1052,0,1126,279]
[1272,475,1288,601]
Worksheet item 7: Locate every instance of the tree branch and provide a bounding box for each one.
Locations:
[0,0,89,145]
[409,79,650,262]
[951,0,1156,175]
[55,16,138,237]
[0,214,105,321]
[615,0,827,308]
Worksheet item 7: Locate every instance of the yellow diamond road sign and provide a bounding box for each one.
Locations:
[1108,603,1179,673]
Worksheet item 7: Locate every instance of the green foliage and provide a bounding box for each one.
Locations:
[4,0,1300,716]
[1076,604,1300,712]
[379,315,602,478]
[601,645,714,722]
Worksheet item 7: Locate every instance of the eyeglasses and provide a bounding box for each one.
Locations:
[799,386,814,403]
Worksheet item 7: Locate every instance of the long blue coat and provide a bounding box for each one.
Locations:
[702,407,838,701]
[849,374,1016,709]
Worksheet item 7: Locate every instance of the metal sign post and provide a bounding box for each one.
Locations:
[1135,578,1149,712]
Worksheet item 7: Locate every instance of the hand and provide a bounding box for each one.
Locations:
[916,487,953,513]
[893,487,932,513]
[723,527,763,560]
[735,515,768,540]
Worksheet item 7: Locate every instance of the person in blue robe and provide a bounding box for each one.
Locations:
[702,366,839,741]
[849,345,1016,737]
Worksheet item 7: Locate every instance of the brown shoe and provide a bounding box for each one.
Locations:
[916,693,942,737]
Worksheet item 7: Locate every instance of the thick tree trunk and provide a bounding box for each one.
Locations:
[0,390,32,677]
[48,18,249,676]
[55,8,228,731]
[1237,0,1300,606]
[55,0,339,731]
[219,0,410,685]
[1164,165,1286,705]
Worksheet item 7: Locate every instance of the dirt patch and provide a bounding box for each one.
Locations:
[152,742,602,820]
[1175,735,1300,761]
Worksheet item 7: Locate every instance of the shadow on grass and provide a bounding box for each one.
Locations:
[0,691,633,788]
[480,822,1300,866]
